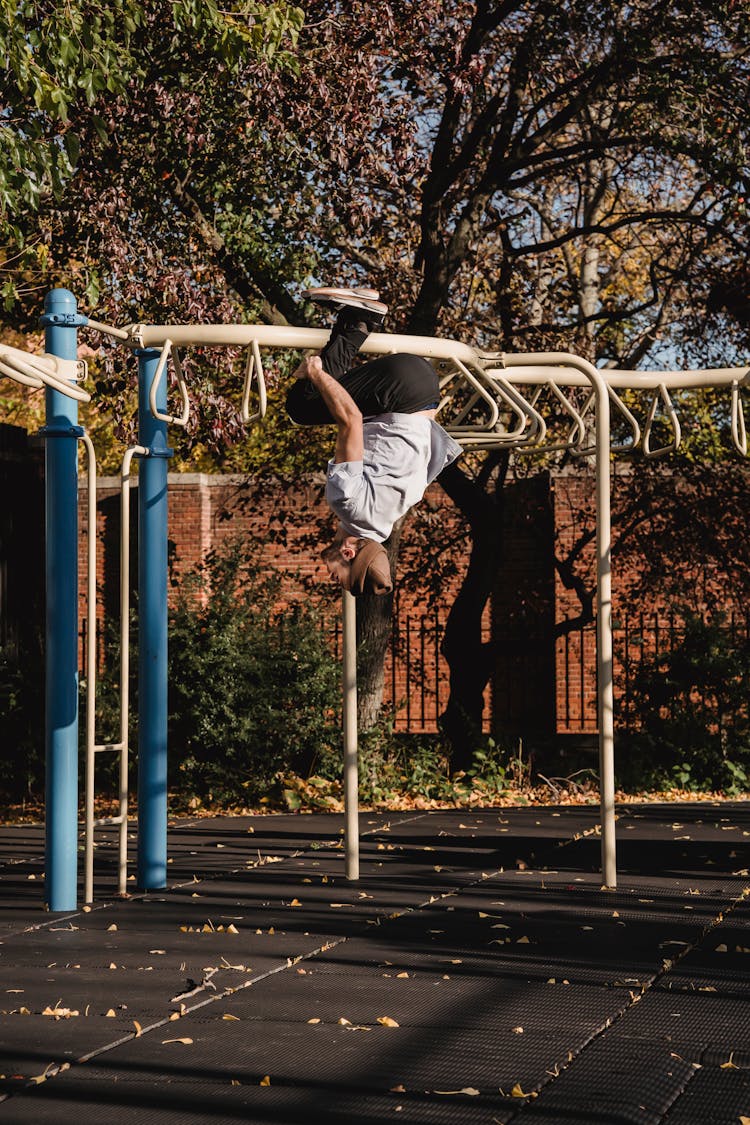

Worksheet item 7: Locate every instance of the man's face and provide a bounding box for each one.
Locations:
[321,536,358,587]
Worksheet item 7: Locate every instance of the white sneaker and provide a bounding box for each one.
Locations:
[303,286,388,318]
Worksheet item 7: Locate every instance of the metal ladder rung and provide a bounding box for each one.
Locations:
[93,814,127,832]
[93,742,125,754]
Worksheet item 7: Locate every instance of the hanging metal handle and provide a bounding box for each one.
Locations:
[642,383,681,457]
[731,380,747,456]
[241,339,268,424]
[148,339,191,426]
[0,346,91,401]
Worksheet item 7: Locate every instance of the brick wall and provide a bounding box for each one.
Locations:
[78,471,486,734]
[77,464,748,744]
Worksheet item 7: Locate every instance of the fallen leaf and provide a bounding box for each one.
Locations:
[222,1014,241,1021]
[289,899,302,907]
[226,924,239,935]
[390,1084,406,1093]
[162,1037,193,1045]
[715,944,728,953]
[434,1087,480,1096]
[396,972,409,979]
[307,1017,321,1024]
[133,1021,142,1036]
[105,1009,116,1018]
[259,1075,271,1086]
[337,1017,351,1026]
[377,1016,399,1027]
[107,924,117,932]
[511,1083,534,1097]
[512,1026,524,1034]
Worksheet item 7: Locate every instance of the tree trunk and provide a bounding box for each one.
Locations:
[437,454,508,771]
[354,518,405,729]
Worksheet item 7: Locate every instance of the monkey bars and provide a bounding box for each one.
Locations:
[77,315,749,893]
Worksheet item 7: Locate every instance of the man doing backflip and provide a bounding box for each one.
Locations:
[286,286,462,596]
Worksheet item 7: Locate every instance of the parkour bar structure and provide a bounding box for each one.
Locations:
[4,289,747,909]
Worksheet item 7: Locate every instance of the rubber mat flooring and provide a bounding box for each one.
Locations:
[0,801,749,1123]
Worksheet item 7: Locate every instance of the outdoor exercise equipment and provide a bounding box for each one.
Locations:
[18,294,748,905]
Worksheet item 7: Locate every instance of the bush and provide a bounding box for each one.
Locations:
[616,612,750,793]
[0,642,44,800]
[166,542,341,805]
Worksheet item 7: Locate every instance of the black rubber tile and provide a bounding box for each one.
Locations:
[49,1017,573,1097]
[663,1062,750,1124]
[608,989,750,1056]
[1,1078,517,1124]
[200,964,624,1039]
[514,1038,696,1124]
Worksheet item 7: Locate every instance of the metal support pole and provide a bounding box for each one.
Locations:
[40,288,84,911]
[342,590,359,880]
[595,385,617,887]
[136,349,171,890]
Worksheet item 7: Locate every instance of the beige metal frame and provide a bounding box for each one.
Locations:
[81,317,750,890]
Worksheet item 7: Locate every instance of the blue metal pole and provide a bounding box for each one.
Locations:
[41,288,84,911]
[136,349,171,890]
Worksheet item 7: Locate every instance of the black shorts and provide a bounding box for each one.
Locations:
[286,352,439,426]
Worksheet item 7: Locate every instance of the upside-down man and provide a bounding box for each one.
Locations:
[286,286,462,596]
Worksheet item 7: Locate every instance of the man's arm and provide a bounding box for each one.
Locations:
[303,355,364,463]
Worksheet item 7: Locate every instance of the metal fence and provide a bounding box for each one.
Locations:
[556,611,750,734]
[82,607,748,738]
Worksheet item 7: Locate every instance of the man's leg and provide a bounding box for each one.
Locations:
[286,306,381,425]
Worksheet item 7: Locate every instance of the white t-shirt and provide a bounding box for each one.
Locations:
[325,412,462,543]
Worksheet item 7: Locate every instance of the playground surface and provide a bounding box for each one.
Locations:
[1,801,749,1124]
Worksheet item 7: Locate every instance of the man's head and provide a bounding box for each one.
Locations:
[321,533,393,596]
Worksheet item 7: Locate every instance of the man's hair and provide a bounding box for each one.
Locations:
[348,539,392,596]
[321,538,392,596]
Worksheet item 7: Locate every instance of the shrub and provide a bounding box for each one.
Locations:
[166,542,341,805]
[616,612,750,793]
[0,642,44,800]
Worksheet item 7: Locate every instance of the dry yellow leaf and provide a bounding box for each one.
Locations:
[337,1017,351,1026]
[434,1087,480,1096]
[108,962,117,970]
[107,924,117,932]
[226,924,239,935]
[377,1016,399,1028]
[162,1037,193,1045]
[396,972,409,979]
[259,1075,271,1086]
[307,1018,321,1024]
[105,1009,116,1018]
[42,1005,79,1019]
[222,1014,240,1021]
[169,1012,181,1021]
[289,899,302,907]
[133,1021,142,1036]
[390,1084,406,1092]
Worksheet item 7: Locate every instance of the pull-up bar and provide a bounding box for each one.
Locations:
[28,299,749,906]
